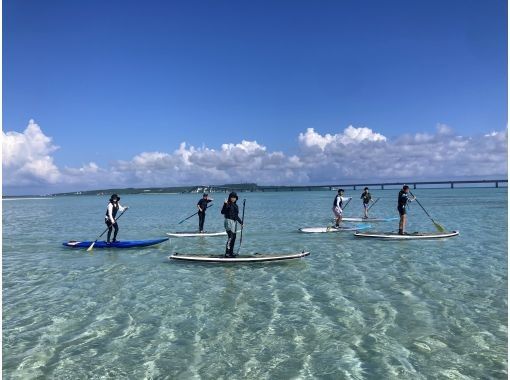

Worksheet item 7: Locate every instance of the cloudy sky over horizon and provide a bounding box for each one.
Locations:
[3,1,507,195]
[3,119,507,195]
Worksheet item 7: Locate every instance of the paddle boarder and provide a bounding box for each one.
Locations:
[197,193,213,233]
[221,192,244,257]
[397,185,415,235]
[360,187,374,219]
[332,189,352,228]
[105,194,128,244]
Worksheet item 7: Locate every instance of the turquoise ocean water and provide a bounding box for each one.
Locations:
[3,188,508,379]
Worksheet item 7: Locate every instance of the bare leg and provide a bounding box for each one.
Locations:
[399,214,406,234]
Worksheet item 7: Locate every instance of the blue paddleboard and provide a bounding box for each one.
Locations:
[63,238,169,248]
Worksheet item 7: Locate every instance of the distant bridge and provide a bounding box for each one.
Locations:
[203,179,507,193]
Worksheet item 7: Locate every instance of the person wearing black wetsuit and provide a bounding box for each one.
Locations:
[397,185,415,234]
[197,193,213,233]
[360,187,373,219]
[221,192,243,257]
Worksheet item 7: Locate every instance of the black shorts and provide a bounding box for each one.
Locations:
[398,206,406,216]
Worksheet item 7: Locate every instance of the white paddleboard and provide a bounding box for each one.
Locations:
[354,230,460,240]
[166,231,227,237]
[342,217,398,222]
[169,251,310,263]
[299,224,371,233]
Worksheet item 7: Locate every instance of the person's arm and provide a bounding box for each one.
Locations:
[197,200,203,212]
[221,201,228,215]
[118,202,128,213]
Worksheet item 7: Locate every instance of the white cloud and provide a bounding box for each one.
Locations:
[2,119,61,185]
[2,120,507,194]
[298,126,387,151]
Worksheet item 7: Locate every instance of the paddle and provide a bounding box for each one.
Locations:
[409,192,447,232]
[177,203,214,224]
[342,197,352,211]
[367,197,380,212]
[86,208,128,252]
[236,199,246,255]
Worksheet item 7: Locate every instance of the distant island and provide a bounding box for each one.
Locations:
[3,179,507,199]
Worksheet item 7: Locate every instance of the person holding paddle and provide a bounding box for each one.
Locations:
[332,189,351,228]
[105,194,128,244]
[397,185,415,235]
[360,187,374,219]
[197,193,213,233]
[221,192,243,257]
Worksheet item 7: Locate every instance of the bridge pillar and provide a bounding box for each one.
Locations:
[496,181,499,188]
[381,185,384,190]
[451,182,454,189]
[413,183,416,189]
[353,185,356,190]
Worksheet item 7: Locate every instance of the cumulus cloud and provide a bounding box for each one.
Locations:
[298,126,387,151]
[2,120,107,192]
[295,125,507,182]
[2,120,507,194]
[114,140,302,186]
[3,119,61,186]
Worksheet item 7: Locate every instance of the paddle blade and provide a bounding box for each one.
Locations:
[86,241,96,252]
[433,221,447,232]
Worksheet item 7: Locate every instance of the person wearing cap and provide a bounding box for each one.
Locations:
[397,185,415,235]
[332,189,351,228]
[105,194,128,244]
[360,187,374,219]
[197,193,213,233]
[221,192,243,257]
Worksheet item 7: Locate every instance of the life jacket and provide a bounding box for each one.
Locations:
[398,191,408,208]
[105,202,119,219]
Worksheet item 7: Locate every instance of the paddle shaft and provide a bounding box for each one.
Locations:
[367,197,380,211]
[408,192,433,218]
[342,197,352,211]
[178,203,213,224]
[409,191,446,231]
[236,199,246,255]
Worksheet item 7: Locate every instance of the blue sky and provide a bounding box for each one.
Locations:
[3,0,508,195]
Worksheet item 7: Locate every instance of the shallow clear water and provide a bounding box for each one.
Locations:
[3,188,508,379]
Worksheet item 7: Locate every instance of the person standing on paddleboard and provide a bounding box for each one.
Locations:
[360,187,373,219]
[197,193,213,233]
[332,189,351,228]
[397,185,415,235]
[221,192,243,257]
[105,194,128,244]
